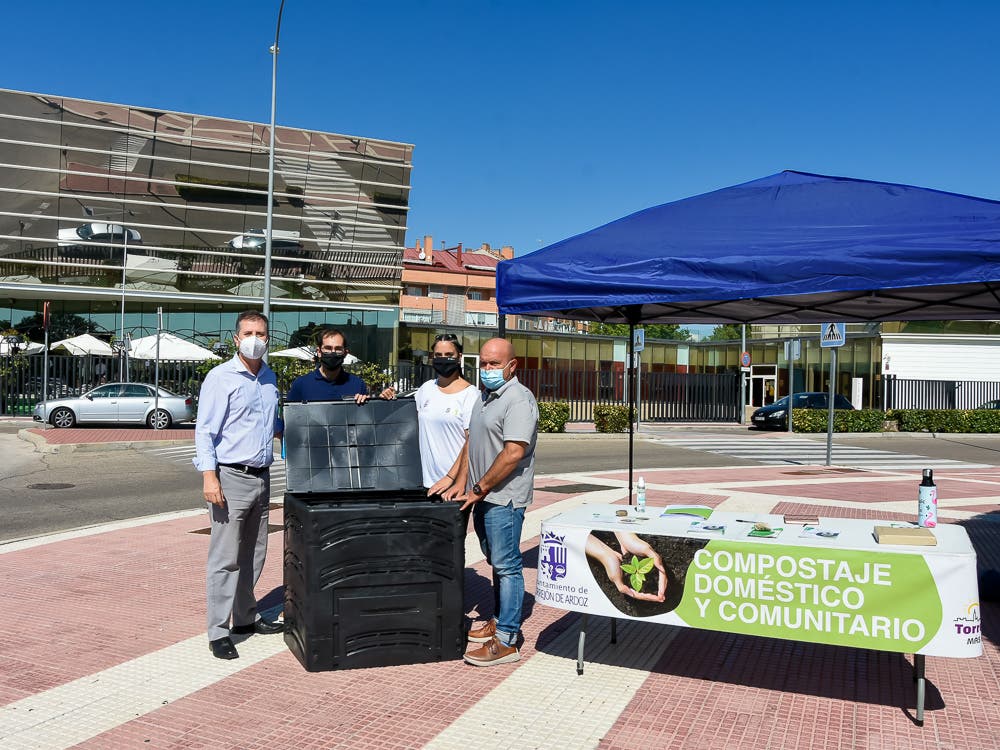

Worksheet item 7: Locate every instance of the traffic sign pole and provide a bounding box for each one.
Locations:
[787,345,794,433]
[826,346,837,466]
[819,324,845,462]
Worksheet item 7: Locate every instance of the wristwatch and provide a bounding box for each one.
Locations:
[472,483,485,496]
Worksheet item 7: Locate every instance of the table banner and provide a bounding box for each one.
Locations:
[538,522,982,658]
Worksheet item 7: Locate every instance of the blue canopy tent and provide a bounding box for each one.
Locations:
[497,170,1000,326]
[496,170,1000,482]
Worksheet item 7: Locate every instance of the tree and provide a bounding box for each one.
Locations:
[589,322,629,336]
[589,322,692,341]
[289,321,324,347]
[707,324,755,341]
[15,312,98,342]
[0,331,31,414]
[646,324,692,341]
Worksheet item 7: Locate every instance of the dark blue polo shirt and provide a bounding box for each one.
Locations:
[285,368,368,402]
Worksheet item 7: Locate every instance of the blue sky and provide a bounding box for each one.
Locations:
[6,1,1000,261]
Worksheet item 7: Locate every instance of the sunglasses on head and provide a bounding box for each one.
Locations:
[434,333,459,342]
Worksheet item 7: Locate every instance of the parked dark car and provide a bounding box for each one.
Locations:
[751,392,855,430]
[976,399,1000,410]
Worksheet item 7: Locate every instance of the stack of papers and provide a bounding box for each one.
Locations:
[660,505,714,519]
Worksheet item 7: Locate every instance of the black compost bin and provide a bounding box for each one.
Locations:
[282,399,466,671]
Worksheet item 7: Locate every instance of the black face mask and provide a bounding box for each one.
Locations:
[432,357,462,377]
[320,352,346,370]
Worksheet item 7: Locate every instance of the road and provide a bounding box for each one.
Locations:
[1,425,998,543]
[0,426,208,543]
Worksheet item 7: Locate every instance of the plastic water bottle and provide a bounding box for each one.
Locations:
[918,468,937,528]
[636,476,646,515]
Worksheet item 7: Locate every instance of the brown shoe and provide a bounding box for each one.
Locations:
[464,636,520,667]
[467,619,497,643]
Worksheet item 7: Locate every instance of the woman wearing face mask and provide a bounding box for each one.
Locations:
[413,333,479,489]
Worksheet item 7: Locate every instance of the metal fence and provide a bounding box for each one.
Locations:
[641,371,742,422]
[0,355,204,417]
[884,375,1000,410]
[2,356,741,423]
[513,368,740,422]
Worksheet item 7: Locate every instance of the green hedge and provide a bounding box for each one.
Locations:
[594,404,632,433]
[792,408,888,433]
[538,402,570,433]
[888,409,1000,433]
[789,407,1000,433]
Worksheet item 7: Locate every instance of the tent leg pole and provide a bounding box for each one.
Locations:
[628,321,635,505]
[740,324,747,424]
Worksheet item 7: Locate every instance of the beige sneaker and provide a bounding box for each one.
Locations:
[464,636,520,667]
[467,619,496,643]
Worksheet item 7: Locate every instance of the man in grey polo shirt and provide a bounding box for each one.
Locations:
[435,337,538,666]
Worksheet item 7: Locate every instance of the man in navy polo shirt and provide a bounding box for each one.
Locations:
[285,328,370,402]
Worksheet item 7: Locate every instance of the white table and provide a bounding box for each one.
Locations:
[537,506,982,725]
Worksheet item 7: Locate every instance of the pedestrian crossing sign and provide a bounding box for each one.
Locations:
[633,328,645,352]
[820,322,846,348]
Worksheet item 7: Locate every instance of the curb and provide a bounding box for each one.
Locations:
[15,425,998,453]
[793,431,1000,439]
[538,432,632,441]
[17,428,195,454]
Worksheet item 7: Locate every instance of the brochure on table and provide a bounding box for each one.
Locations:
[537,505,981,658]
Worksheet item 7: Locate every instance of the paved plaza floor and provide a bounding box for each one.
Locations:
[1,432,999,749]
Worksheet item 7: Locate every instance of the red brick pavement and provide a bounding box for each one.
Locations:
[3,466,1000,749]
[0,510,252,704]
[26,426,196,444]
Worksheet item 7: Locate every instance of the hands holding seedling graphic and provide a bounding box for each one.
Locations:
[586,532,667,602]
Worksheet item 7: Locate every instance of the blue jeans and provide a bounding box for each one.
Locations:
[473,500,526,647]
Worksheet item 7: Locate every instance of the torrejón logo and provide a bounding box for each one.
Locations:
[953,602,981,645]
[540,531,567,581]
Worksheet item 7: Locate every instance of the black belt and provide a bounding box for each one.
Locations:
[219,463,269,476]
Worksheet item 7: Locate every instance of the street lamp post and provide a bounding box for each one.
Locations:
[263,0,287,325]
[119,230,128,380]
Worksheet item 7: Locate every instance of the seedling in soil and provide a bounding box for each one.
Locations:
[621,555,655,592]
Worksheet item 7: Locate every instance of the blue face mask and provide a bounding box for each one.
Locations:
[480,367,507,391]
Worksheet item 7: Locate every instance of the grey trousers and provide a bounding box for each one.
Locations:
[206,466,271,641]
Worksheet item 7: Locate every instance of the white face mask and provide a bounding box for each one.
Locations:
[237,335,268,361]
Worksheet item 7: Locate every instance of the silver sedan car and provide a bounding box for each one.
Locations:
[33,382,194,429]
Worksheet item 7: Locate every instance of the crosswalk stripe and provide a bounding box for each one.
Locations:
[651,437,990,469]
[144,446,289,498]
[145,445,287,469]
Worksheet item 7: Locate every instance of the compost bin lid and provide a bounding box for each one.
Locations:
[283,399,423,494]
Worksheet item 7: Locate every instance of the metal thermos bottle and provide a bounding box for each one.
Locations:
[636,476,646,514]
[918,468,937,528]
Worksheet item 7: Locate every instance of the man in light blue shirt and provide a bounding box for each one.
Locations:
[194,310,284,660]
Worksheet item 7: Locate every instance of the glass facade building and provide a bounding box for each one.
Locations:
[0,89,412,362]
